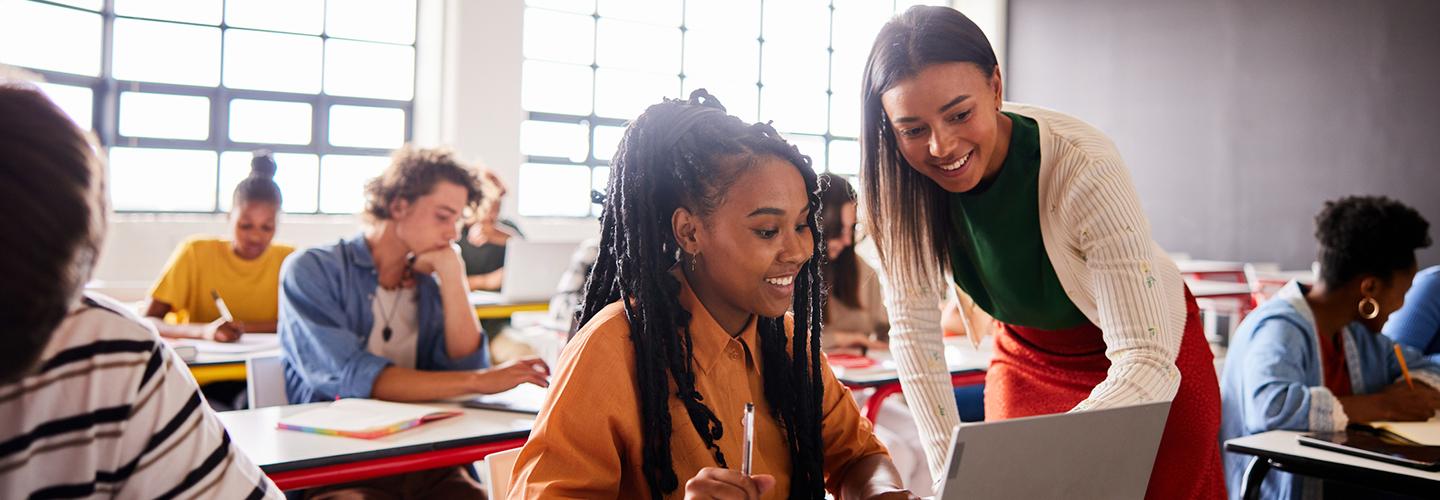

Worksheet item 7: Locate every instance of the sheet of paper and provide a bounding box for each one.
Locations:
[1373,418,1440,446]
[278,399,451,434]
[171,334,279,354]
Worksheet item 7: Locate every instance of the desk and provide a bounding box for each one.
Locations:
[1225,430,1440,499]
[474,302,548,319]
[1185,279,1255,301]
[836,337,992,422]
[219,402,534,491]
[1176,260,1248,281]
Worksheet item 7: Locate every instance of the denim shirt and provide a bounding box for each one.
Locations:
[1385,265,1440,360]
[278,233,489,403]
[1219,281,1440,500]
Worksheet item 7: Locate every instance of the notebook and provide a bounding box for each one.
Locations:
[277,399,462,439]
[461,384,547,414]
[1371,418,1440,445]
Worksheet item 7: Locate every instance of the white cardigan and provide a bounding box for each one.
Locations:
[878,103,1188,477]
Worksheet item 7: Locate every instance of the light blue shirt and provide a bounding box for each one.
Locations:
[278,233,489,403]
[1220,281,1440,500]
[1385,265,1440,360]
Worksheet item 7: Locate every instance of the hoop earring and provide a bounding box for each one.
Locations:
[1358,296,1380,320]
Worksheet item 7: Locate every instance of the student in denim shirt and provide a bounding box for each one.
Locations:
[1220,196,1440,500]
[1385,265,1440,360]
[278,148,550,496]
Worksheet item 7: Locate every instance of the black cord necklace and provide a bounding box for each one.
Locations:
[377,287,404,341]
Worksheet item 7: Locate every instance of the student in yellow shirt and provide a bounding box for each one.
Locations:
[144,151,294,342]
[511,90,914,499]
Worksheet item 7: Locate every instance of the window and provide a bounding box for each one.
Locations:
[0,0,417,214]
[517,0,945,217]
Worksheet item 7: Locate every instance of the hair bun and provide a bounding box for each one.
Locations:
[250,150,277,179]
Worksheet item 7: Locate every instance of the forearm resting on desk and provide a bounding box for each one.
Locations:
[840,454,917,500]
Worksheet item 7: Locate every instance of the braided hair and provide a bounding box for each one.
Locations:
[576,89,829,499]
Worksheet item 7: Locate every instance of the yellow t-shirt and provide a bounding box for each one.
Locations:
[148,236,295,326]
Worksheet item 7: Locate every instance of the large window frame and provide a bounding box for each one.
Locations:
[8,0,418,214]
[517,0,942,218]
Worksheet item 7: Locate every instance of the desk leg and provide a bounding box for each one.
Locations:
[864,384,904,423]
[1240,455,1270,500]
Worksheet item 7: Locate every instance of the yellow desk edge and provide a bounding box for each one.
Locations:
[474,302,548,319]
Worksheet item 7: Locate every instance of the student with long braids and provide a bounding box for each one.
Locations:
[510,90,914,499]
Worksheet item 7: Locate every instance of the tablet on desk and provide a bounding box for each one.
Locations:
[1298,427,1440,471]
[461,384,547,414]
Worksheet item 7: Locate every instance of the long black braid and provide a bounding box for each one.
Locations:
[575,89,829,499]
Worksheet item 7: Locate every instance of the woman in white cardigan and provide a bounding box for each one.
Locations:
[858,7,1223,499]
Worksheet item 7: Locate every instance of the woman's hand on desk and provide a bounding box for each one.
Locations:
[684,467,774,500]
[473,357,551,394]
[1338,381,1440,423]
[202,318,244,342]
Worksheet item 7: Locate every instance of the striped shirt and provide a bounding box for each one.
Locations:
[878,102,1188,478]
[0,293,280,499]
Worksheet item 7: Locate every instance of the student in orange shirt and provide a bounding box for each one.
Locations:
[510,90,914,499]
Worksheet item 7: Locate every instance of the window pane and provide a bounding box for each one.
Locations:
[831,0,892,59]
[828,139,860,175]
[226,0,324,34]
[829,91,861,138]
[524,8,593,65]
[596,0,679,27]
[325,0,416,44]
[219,151,319,213]
[784,134,826,171]
[521,60,592,115]
[683,31,758,122]
[35,82,93,130]
[324,39,415,100]
[761,40,830,134]
[329,105,405,149]
[114,0,221,24]
[0,1,101,76]
[595,18,678,74]
[112,18,220,86]
[761,86,828,135]
[594,68,677,119]
[685,0,758,35]
[118,92,209,140]
[50,0,101,10]
[320,155,389,213]
[526,0,593,15]
[521,120,588,162]
[762,0,829,50]
[518,163,591,217]
[229,99,312,145]
[592,125,624,163]
[224,29,322,93]
[108,148,217,211]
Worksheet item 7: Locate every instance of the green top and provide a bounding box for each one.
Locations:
[947,112,1090,330]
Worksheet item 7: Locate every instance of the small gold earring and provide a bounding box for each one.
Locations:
[1358,296,1380,320]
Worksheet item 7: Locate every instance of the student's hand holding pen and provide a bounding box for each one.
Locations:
[202,318,244,343]
[684,467,775,500]
[1339,381,1440,423]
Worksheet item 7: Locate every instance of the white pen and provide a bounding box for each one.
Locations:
[742,402,755,476]
[210,289,234,322]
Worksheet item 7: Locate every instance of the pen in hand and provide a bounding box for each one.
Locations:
[742,402,755,476]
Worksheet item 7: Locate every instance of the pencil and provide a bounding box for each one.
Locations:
[1395,344,1415,390]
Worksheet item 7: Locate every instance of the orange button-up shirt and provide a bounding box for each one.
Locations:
[510,276,890,498]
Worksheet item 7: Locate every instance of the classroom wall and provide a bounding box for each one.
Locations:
[1006,0,1440,269]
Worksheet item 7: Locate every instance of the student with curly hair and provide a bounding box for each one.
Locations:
[510,91,914,499]
[278,147,549,497]
[1220,195,1440,500]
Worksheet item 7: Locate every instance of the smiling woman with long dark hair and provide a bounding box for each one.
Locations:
[510,90,915,499]
[858,6,1224,498]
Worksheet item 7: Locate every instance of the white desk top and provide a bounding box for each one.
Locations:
[1185,279,1254,298]
[218,401,534,472]
[1225,430,1440,482]
[836,336,993,386]
[1175,260,1248,274]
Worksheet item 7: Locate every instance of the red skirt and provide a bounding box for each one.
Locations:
[984,287,1225,499]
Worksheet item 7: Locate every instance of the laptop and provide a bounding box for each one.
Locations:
[933,401,1172,500]
[469,240,577,305]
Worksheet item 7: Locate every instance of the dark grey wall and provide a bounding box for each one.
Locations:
[1006,0,1440,269]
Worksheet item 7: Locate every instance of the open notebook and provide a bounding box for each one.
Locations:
[1371,417,1440,446]
[277,399,461,439]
